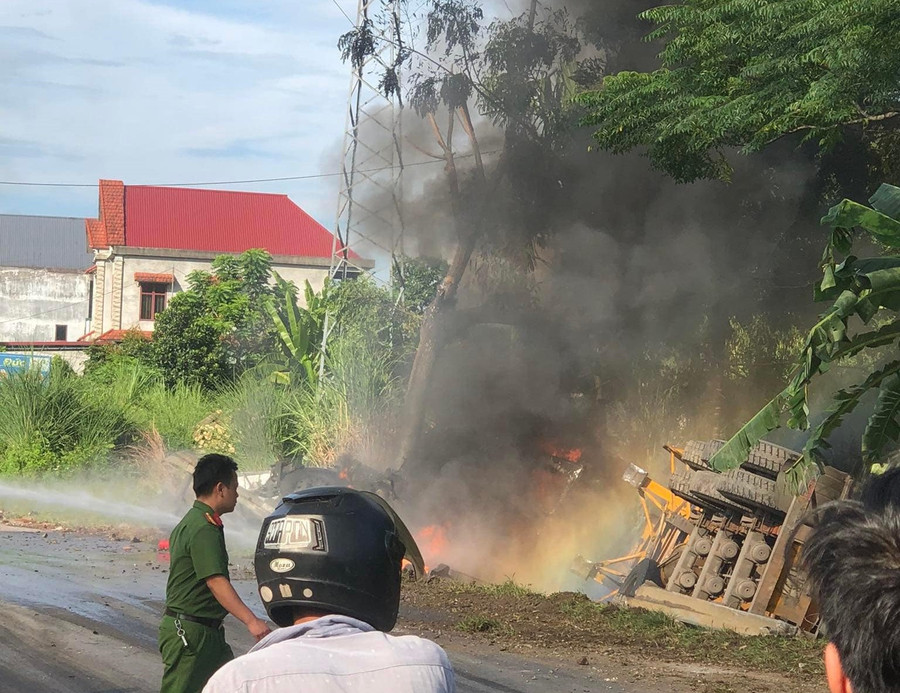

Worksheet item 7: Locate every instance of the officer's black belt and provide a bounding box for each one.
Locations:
[165,608,223,630]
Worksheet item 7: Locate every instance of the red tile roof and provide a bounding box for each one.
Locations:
[96,329,153,342]
[134,272,174,283]
[86,218,106,249]
[100,180,125,246]
[85,180,357,261]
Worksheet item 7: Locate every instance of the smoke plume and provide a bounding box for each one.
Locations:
[348,0,833,594]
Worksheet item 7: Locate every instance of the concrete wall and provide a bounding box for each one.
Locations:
[0,267,91,342]
[93,249,331,333]
[0,347,90,374]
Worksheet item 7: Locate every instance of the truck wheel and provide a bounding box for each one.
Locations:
[684,439,800,479]
[688,470,752,516]
[669,470,705,508]
[719,469,782,514]
[681,440,724,470]
[742,441,801,479]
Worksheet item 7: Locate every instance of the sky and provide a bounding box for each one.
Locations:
[0,0,391,228]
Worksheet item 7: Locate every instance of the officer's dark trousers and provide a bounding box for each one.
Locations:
[159,615,234,693]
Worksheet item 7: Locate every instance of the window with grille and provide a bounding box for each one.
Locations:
[55,324,67,341]
[140,283,167,320]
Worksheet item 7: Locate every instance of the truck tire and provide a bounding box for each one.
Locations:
[669,470,705,508]
[683,439,799,479]
[719,469,783,514]
[742,441,800,479]
[688,470,751,516]
[681,440,724,470]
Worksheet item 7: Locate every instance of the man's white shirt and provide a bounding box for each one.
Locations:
[203,614,455,693]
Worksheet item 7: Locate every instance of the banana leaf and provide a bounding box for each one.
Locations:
[862,372,900,463]
[821,198,900,248]
[804,360,900,465]
[870,183,900,221]
[717,184,900,477]
[707,392,788,472]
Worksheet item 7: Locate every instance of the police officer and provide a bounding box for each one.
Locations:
[203,487,455,692]
[159,453,271,693]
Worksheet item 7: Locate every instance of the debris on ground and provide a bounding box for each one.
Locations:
[400,577,824,680]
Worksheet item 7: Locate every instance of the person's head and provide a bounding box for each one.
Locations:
[193,453,239,515]
[803,474,900,693]
[254,487,406,631]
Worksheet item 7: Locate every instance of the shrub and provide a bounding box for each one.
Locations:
[134,382,210,450]
[215,372,292,471]
[0,369,128,475]
[285,336,402,466]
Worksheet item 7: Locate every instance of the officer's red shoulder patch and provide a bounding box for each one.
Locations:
[205,512,223,527]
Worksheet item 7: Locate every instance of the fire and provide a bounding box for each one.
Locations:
[415,523,450,571]
[338,469,349,480]
[538,440,583,463]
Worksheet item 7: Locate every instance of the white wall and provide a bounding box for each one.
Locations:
[95,252,331,333]
[0,267,90,341]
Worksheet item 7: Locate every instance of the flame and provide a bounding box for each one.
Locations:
[415,523,449,570]
[538,439,583,463]
[338,469,349,480]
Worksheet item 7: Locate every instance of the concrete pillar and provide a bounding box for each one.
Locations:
[91,263,106,335]
[110,256,125,330]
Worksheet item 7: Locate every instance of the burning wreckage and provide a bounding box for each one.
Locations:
[574,440,852,635]
[164,440,596,585]
[164,433,845,636]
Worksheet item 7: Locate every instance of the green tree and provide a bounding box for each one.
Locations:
[341,1,598,467]
[578,0,900,183]
[152,250,277,390]
[391,256,448,315]
[84,328,156,375]
[709,184,900,481]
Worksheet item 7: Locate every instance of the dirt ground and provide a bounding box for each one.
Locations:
[0,515,827,692]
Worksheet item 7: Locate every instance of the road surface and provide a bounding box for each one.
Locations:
[0,524,819,692]
[0,524,661,693]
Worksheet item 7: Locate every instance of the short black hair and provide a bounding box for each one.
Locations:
[193,454,238,497]
[802,482,900,692]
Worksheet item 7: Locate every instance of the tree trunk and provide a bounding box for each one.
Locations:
[397,105,491,471]
[396,228,479,470]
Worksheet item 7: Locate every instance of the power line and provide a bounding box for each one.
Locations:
[0,153,493,190]
[330,0,355,25]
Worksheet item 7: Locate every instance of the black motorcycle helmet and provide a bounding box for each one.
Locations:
[254,487,410,631]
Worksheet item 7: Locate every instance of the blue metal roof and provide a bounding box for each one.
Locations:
[0,214,93,270]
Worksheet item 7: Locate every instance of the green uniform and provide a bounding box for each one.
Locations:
[159,500,234,693]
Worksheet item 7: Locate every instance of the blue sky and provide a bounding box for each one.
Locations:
[0,0,367,227]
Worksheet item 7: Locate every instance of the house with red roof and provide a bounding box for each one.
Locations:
[85,179,370,339]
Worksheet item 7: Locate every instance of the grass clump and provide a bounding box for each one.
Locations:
[0,368,130,475]
[457,615,510,634]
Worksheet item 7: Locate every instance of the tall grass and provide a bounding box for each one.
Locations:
[216,371,293,471]
[0,331,406,477]
[133,382,210,450]
[285,336,402,466]
[0,369,130,475]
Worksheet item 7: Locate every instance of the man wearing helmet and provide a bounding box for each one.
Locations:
[203,487,455,692]
[159,453,271,693]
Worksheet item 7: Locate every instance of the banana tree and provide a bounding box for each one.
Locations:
[709,183,900,483]
[265,273,325,385]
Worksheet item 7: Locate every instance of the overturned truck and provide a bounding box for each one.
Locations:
[575,440,852,635]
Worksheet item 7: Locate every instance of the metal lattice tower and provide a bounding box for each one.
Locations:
[332,0,407,281]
